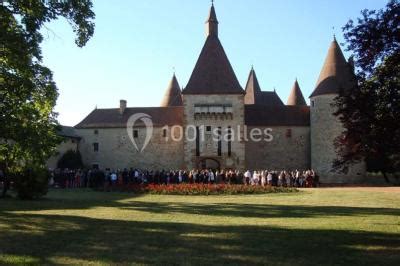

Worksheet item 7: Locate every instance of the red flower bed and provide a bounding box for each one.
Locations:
[119,183,298,195]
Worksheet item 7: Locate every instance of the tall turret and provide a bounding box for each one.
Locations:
[244,67,262,104]
[287,79,306,106]
[309,37,365,183]
[182,2,245,171]
[160,74,182,107]
[182,2,243,95]
[205,2,218,38]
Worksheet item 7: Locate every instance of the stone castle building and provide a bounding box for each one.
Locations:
[53,4,366,183]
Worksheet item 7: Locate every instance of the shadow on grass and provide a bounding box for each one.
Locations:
[2,191,400,219]
[117,201,400,219]
[0,212,399,265]
[0,189,144,212]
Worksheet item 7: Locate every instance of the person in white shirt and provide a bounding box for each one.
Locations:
[111,171,117,186]
[267,171,273,185]
[244,170,251,185]
[178,170,183,183]
[261,171,266,187]
[209,169,215,184]
[252,171,259,185]
[278,171,284,186]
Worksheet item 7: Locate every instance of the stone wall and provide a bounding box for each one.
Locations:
[76,127,184,170]
[310,94,365,183]
[245,126,310,170]
[46,138,79,170]
[183,94,245,170]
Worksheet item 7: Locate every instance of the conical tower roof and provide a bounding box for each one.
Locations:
[182,3,244,95]
[206,2,218,23]
[244,67,262,104]
[310,37,355,98]
[287,79,307,106]
[160,74,183,107]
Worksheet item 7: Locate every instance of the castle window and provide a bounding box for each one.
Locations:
[94,129,98,135]
[217,127,222,156]
[195,126,200,157]
[311,100,315,107]
[133,129,138,138]
[209,106,224,113]
[227,126,232,157]
[194,104,233,114]
[206,126,211,132]
[225,106,233,113]
[163,129,167,138]
[93,142,99,152]
[286,129,292,138]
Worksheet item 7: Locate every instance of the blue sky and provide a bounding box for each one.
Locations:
[40,0,386,126]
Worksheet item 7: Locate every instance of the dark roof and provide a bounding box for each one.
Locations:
[58,126,80,139]
[206,3,218,23]
[310,38,355,98]
[257,91,284,106]
[244,68,284,106]
[75,107,183,128]
[245,105,310,126]
[244,68,261,104]
[182,35,244,95]
[287,79,307,106]
[160,74,183,107]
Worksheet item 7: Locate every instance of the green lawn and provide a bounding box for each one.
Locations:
[0,188,399,265]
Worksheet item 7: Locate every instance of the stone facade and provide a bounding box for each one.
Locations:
[245,126,310,170]
[183,94,245,170]
[77,127,183,170]
[310,94,365,183]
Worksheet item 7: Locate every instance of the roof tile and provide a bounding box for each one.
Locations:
[75,107,183,128]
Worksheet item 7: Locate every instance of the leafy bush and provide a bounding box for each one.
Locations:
[14,166,49,200]
[108,183,298,195]
[57,150,83,169]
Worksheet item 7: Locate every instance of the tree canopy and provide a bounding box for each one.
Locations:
[57,149,84,170]
[333,0,400,180]
[0,0,95,195]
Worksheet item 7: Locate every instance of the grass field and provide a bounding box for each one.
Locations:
[0,188,399,265]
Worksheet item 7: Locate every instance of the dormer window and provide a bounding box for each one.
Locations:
[194,104,233,120]
[194,104,232,114]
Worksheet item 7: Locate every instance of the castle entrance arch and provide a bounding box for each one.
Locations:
[198,158,220,170]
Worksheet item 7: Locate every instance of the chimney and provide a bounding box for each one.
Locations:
[119,99,127,114]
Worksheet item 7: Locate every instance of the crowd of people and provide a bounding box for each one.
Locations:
[50,168,319,188]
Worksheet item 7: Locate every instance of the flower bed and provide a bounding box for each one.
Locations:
[112,183,298,195]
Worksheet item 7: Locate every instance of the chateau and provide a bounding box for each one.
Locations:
[51,4,366,183]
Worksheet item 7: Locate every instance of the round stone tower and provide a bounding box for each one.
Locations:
[310,37,365,183]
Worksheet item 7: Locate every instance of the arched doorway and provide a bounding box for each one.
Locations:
[199,158,220,170]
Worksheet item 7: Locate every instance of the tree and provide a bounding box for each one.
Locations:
[333,0,400,182]
[57,149,84,169]
[0,1,95,197]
